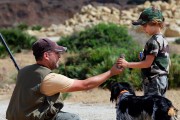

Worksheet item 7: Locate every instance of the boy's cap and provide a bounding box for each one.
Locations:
[32,38,67,56]
[132,7,164,25]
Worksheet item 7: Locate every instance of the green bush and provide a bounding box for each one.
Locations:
[57,23,142,89]
[16,23,29,31]
[31,25,42,31]
[15,23,42,31]
[0,44,6,58]
[0,28,37,58]
[59,23,134,52]
[175,38,180,44]
[169,54,180,88]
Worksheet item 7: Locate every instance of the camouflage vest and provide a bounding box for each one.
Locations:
[141,34,170,79]
[6,64,64,120]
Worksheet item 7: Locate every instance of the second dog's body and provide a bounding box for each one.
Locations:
[110,82,178,120]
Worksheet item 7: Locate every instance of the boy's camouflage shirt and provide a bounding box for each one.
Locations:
[141,34,170,79]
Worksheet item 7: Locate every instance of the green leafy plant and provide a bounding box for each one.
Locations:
[16,23,29,30]
[175,38,180,44]
[0,28,37,58]
[58,23,180,89]
[57,23,142,89]
[169,54,180,88]
[31,25,42,31]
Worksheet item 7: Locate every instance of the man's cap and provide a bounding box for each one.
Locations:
[132,7,164,25]
[32,38,67,56]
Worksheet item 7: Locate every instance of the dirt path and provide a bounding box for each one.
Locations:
[0,99,116,120]
[0,88,116,120]
[62,102,116,120]
[0,99,8,120]
[1,88,180,120]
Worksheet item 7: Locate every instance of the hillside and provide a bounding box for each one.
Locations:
[0,0,89,27]
[0,0,132,27]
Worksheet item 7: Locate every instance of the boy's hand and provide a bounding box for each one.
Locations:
[117,58,129,68]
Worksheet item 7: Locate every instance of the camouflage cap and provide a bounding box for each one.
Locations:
[132,7,164,25]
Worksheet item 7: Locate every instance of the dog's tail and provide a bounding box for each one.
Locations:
[168,106,178,120]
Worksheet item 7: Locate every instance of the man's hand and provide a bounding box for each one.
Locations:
[110,64,124,76]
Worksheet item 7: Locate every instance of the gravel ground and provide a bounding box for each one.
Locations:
[0,100,7,120]
[0,99,116,120]
[1,99,179,120]
[1,88,180,120]
[62,102,116,120]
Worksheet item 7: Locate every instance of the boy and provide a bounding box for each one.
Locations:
[117,7,171,96]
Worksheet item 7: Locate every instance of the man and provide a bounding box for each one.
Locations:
[6,38,123,120]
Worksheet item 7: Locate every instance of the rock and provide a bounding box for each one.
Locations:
[26,0,180,38]
[161,2,171,10]
[165,24,180,37]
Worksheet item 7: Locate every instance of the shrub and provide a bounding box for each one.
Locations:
[59,23,134,52]
[0,28,37,58]
[31,25,42,31]
[169,54,180,88]
[16,23,29,30]
[175,38,180,44]
[0,44,6,58]
[57,23,142,89]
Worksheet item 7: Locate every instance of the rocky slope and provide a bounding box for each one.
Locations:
[0,0,134,27]
[0,0,91,27]
[27,0,180,37]
[0,0,179,37]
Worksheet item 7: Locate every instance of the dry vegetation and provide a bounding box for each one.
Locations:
[64,88,180,111]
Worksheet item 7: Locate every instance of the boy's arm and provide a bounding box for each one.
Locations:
[117,54,155,69]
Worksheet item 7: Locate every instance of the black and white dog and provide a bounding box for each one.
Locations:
[110,82,178,120]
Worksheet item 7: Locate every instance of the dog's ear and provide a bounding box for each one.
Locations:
[110,82,135,102]
[110,82,120,103]
[107,81,117,91]
[117,82,135,95]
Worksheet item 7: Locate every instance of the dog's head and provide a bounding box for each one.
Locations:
[110,82,135,102]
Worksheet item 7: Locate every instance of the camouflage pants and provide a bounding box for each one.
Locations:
[143,75,168,96]
[55,111,80,120]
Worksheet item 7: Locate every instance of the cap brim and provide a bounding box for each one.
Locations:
[132,19,143,25]
[54,46,67,53]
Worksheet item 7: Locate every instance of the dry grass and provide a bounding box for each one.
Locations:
[64,88,180,111]
[169,42,180,54]
[0,50,35,86]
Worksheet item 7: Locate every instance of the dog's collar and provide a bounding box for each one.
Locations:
[117,90,129,100]
[120,90,129,95]
[116,90,129,107]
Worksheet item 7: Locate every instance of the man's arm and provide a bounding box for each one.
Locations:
[41,64,123,96]
[66,64,123,92]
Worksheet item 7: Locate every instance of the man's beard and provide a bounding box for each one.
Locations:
[55,60,60,68]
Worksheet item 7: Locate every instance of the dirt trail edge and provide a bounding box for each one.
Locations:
[0,99,116,120]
